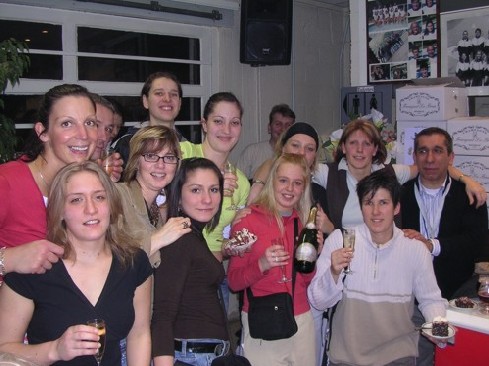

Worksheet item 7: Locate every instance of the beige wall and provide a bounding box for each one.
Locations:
[217,1,350,162]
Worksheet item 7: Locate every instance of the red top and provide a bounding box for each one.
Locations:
[228,204,315,315]
[0,160,47,247]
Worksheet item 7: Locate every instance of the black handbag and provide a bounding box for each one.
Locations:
[246,288,298,341]
[246,222,299,341]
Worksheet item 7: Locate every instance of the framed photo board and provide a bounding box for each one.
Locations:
[366,0,440,83]
[440,6,489,94]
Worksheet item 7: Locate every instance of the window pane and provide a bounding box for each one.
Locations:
[0,19,62,50]
[25,54,63,80]
[78,27,200,60]
[78,57,200,84]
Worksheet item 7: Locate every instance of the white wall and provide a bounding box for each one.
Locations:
[219,0,350,161]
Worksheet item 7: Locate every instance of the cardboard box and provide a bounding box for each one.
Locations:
[453,155,489,193]
[396,120,447,165]
[396,79,468,121]
[447,117,489,156]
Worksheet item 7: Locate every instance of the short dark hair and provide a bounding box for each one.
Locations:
[269,104,295,125]
[357,169,401,207]
[167,157,224,231]
[414,127,453,154]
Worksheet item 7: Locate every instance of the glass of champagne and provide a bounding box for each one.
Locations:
[98,147,115,176]
[87,319,106,366]
[272,238,291,283]
[343,228,355,274]
[224,161,239,211]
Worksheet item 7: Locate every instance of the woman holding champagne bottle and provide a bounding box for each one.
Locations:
[0,161,152,365]
[228,153,317,366]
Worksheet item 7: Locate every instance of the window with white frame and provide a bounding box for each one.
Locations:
[0,2,215,149]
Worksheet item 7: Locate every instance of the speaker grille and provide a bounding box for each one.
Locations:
[240,0,292,65]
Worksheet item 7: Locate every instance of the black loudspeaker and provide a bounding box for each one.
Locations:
[240,0,293,66]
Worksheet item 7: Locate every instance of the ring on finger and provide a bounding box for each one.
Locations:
[182,221,189,229]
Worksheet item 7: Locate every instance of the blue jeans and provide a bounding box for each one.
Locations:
[174,338,230,366]
[120,338,127,366]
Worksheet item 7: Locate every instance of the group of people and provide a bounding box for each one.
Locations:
[0,72,488,366]
[456,29,489,87]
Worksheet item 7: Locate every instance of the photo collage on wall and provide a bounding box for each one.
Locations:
[367,0,439,83]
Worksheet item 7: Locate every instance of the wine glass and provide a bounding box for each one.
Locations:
[224,161,239,211]
[272,238,291,283]
[343,228,355,274]
[478,277,489,315]
[87,319,106,365]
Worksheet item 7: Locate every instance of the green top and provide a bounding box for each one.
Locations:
[179,141,250,252]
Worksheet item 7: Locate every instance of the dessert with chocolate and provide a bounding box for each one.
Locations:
[432,316,449,337]
[454,296,475,308]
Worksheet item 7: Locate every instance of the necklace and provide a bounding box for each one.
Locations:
[35,160,49,189]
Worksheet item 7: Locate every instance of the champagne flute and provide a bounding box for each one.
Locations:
[343,228,355,274]
[87,319,106,366]
[224,161,239,211]
[272,238,291,283]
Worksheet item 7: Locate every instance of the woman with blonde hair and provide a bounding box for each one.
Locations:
[0,161,152,365]
[228,153,316,366]
[117,125,191,268]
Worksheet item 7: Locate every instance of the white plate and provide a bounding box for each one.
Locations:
[421,322,456,340]
[449,298,477,312]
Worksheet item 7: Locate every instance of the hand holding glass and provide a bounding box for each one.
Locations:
[224,162,239,210]
[271,238,291,283]
[98,147,115,176]
[343,228,355,274]
[86,319,106,365]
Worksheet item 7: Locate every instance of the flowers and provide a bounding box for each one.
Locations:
[321,108,399,163]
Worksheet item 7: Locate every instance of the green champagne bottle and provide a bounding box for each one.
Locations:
[294,206,318,273]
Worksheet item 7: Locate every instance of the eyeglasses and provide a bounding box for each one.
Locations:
[142,153,179,164]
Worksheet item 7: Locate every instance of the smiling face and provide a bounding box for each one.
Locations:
[38,95,98,167]
[341,129,378,173]
[273,162,305,213]
[361,187,399,245]
[143,77,182,126]
[282,133,317,169]
[180,168,221,223]
[63,170,110,244]
[202,101,242,154]
[136,146,178,197]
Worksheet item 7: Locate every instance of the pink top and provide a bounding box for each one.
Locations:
[0,160,47,247]
[228,204,315,315]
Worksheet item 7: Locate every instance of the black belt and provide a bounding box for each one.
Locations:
[174,340,223,354]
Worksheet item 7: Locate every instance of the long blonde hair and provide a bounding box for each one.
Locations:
[47,161,139,268]
[254,153,312,234]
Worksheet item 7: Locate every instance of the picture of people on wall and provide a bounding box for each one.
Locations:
[442,10,489,87]
[368,0,439,83]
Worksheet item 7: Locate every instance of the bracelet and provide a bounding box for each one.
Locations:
[458,174,467,183]
[0,247,6,277]
[252,179,265,185]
